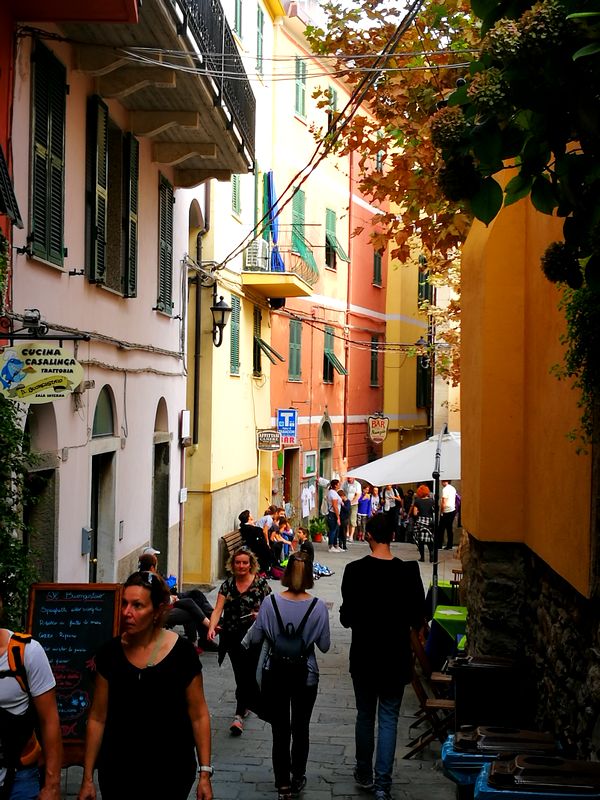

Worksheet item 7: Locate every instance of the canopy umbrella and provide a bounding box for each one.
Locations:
[266,170,285,272]
[347,431,461,486]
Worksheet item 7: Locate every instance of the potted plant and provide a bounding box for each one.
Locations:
[308,516,328,544]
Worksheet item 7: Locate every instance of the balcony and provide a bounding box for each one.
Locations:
[11,0,139,23]
[53,0,255,184]
[241,238,317,299]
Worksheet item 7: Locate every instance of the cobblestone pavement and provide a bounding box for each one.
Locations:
[62,541,460,799]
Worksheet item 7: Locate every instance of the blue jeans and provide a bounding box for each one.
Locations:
[326,512,338,547]
[352,677,404,795]
[10,767,40,800]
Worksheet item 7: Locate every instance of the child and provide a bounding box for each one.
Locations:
[296,527,314,562]
[357,487,372,541]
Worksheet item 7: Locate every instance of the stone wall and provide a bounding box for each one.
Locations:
[464,534,600,758]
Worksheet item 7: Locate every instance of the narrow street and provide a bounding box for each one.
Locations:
[62,543,459,799]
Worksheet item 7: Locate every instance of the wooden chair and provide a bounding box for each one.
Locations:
[450,568,464,605]
[410,629,453,696]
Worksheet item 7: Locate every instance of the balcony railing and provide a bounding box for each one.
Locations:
[179,0,256,160]
[243,235,319,287]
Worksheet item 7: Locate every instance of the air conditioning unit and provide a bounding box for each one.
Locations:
[244,239,270,271]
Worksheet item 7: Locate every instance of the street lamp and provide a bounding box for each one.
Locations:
[210,291,231,347]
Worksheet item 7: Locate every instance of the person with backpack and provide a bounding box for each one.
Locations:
[242,552,330,800]
[0,620,62,800]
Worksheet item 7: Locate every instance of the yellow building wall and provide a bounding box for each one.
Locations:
[462,199,592,596]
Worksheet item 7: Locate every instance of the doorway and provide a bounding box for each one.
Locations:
[283,448,299,520]
[90,451,115,583]
[24,469,57,582]
[152,440,170,573]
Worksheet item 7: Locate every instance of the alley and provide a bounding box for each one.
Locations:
[62,543,458,800]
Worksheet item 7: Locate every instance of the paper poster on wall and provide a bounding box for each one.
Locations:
[0,342,84,403]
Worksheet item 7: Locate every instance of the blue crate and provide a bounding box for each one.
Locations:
[475,763,600,800]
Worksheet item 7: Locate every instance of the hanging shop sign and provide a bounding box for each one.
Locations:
[276,408,297,445]
[0,342,84,404]
[256,429,282,451]
[367,414,389,444]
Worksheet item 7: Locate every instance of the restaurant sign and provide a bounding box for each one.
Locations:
[367,414,389,444]
[256,429,282,451]
[0,343,84,404]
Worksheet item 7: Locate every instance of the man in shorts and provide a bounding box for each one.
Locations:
[342,476,361,542]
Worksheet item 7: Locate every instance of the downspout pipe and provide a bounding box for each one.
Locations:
[193,182,211,445]
[343,153,353,463]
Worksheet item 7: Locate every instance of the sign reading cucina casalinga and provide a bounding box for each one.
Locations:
[0,342,84,404]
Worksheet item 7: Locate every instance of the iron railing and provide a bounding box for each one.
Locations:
[176,0,256,161]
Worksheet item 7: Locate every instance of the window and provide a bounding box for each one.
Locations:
[0,145,23,228]
[86,96,139,295]
[418,268,434,305]
[157,176,173,314]
[327,86,337,131]
[325,208,349,270]
[295,57,307,117]
[416,356,432,408]
[231,173,241,215]
[230,295,240,375]
[92,386,115,438]
[291,188,318,273]
[373,250,382,286]
[234,0,242,35]
[323,325,347,383]
[253,306,285,376]
[30,43,66,266]
[288,319,302,381]
[370,335,380,386]
[256,6,264,74]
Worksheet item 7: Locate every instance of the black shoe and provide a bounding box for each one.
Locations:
[418,557,425,562]
[354,769,374,791]
[291,776,307,795]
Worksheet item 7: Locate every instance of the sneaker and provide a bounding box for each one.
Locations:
[353,769,374,791]
[229,715,244,736]
[278,788,292,800]
[374,791,392,800]
[291,776,307,795]
[328,546,336,552]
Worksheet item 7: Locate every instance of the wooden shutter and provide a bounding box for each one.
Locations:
[291,188,305,253]
[230,295,240,375]
[158,176,173,314]
[373,250,382,285]
[87,96,108,282]
[370,336,379,386]
[231,174,240,214]
[124,133,139,297]
[31,44,66,266]
[289,319,301,380]
[253,306,262,375]
[257,6,264,73]
[295,58,306,116]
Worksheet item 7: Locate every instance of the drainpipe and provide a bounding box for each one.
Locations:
[192,182,211,445]
[343,154,353,464]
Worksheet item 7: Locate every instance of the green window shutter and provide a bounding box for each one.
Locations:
[31,44,66,266]
[416,358,431,408]
[158,176,173,314]
[288,319,302,380]
[373,250,382,286]
[291,189,305,253]
[230,295,241,375]
[86,96,108,283]
[262,171,270,241]
[232,174,241,215]
[370,335,379,386]
[295,57,306,116]
[124,133,139,297]
[253,306,262,375]
[234,0,242,35]
[418,269,433,305]
[257,6,264,73]
[323,325,333,382]
[325,208,335,238]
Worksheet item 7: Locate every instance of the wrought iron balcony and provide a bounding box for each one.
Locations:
[241,235,318,299]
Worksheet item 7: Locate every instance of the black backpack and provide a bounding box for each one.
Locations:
[269,595,318,684]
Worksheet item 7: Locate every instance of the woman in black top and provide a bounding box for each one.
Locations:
[412,484,435,562]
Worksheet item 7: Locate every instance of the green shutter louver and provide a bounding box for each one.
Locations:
[324,325,347,377]
[370,335,379,386]
[295,57,306,116]
[87,96,108,283]
[373,250,382,285]
[158,176,173,314]
[288,319,302,380]
[124,133,139,298]
[230,295,240,375]
[325,208,349,263]
[232,174,241,215]
[31,43,66,266]
[257,6,264,73]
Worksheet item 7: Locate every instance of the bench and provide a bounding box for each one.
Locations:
[220,529,243,575]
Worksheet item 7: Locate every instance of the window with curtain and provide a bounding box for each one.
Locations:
[256,6,264,74]
[231,174,241,215]
[288,319,302,381]
[373,250,382,286]
[86,96,138,296]
[30,43,66,266]
[230,295,241,375]
[157,176,173,314]
[370,336,380,386]
[295,57,307,116]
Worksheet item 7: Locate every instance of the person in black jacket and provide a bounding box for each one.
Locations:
[340,514,425,800]
[238,510,273,574]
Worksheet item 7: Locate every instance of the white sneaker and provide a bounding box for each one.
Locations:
[328,546,335,552]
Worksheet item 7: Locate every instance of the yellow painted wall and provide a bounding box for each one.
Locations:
[462,198,592,596]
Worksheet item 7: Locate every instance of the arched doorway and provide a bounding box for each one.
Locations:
[152,398,170,572]
[90,386,117,582]
[318,417,333,510]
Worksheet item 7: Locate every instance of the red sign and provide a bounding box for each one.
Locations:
[367,415,389,444]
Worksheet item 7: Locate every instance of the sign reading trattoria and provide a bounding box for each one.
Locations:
[256,429,282,451]
[0,342,84,404]
[367,414,390,444]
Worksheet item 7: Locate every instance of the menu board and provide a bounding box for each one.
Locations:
[27,583,121,764]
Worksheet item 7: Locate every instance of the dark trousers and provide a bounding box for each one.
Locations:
[438,511,456,549]
[326,512,339,548]
[338,520,348,550]
[270,682,318,788]
[227,639,258,717]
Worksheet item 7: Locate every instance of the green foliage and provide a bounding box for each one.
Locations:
[0,397,38,628]
[308,516,328,539]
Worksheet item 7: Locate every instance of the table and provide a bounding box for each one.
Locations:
[425,580,453,619]
[425,605,468,670]
[433,605,467,641]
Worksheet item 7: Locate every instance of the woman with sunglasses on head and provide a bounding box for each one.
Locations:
[243,551,330,800]
[77,572,213,800]
[207,547,272,736]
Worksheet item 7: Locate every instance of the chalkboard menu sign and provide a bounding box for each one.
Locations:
[27,583,122,764]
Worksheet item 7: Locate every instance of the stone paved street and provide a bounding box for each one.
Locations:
[62,542,460,799]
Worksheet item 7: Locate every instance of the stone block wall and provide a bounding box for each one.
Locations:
[464,534,600,758]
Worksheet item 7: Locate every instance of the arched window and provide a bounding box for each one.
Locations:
[92,386,115,438]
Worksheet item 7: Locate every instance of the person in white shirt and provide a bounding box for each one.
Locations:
[438,480,457,550]
[342,477,361,542]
